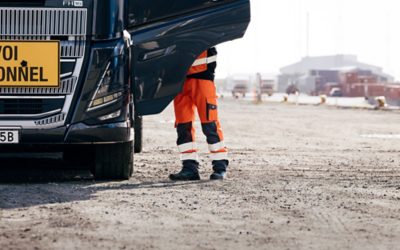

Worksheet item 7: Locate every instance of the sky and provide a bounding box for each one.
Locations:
[216,0,400,81]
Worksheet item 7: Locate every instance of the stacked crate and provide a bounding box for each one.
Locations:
[340,71,386,97]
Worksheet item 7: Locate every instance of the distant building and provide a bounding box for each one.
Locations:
[278,55,394,95]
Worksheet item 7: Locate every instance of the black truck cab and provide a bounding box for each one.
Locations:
[0,0,251,179]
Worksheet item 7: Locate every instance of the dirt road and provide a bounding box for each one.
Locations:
[1,99,400,250]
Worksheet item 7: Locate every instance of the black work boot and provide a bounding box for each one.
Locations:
[210,160,229,180]
[169,160,200,181]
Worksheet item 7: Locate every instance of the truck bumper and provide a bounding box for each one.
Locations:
[17,121,133,145]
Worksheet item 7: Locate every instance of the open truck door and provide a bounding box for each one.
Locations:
[127,0,251,116]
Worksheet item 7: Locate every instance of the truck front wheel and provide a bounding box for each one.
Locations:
[92,142,133,180]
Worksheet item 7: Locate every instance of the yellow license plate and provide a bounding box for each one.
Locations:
[0,41,60,87]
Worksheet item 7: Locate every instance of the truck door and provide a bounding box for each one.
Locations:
[127,0,250,116]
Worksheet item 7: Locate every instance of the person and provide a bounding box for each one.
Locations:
[169,47,229,181]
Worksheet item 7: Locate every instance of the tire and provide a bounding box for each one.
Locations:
[134,114,143,153]
[92,141,134,180]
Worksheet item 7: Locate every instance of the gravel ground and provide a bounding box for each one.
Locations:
[0,99,400,250]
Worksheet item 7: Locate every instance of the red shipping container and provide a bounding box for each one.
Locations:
[346,83,366,97]
[385,85,400,100]
[342,83,385,97]
[366,84,385,97]
[358,75,377,84]
[341,83,352,96]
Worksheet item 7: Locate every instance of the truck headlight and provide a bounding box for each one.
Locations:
[88,62,123,111]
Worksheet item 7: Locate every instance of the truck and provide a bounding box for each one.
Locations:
[0,0,251,180]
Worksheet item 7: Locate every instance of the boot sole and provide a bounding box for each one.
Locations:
[210,172,226,180]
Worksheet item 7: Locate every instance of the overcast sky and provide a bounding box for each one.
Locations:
[217,0,400,81]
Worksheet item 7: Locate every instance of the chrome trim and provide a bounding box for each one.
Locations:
[61,37,86,58]
[61,59,76,62]
[0,8,87,36]
[61,73,73,78]
[0,96,65,99]
[0,109,62,119]
[0,35,47,40]
[123,30,132,48]
[0,77,76,95]
[0,126,21,129]
[0,120,49,128]
[35,113,66,126]
[61,56,84,117]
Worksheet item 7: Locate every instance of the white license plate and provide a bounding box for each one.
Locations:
[0,130,19,144]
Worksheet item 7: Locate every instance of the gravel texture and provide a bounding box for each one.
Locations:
[1,99,400,250]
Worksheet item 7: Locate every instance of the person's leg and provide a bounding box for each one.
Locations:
[194,79,229,180]
[201,121,229,180]
[170,79,200,181]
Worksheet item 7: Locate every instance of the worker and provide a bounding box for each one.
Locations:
[169,47,229,181]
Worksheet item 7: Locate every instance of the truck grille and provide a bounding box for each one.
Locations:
[61,38,85,58]
[0,77,76,95]
[35,113,66,126]
[0,8,87,36]
[0,7,87,128]
[0,98,64,115]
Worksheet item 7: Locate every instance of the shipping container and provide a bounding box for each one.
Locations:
[366,84,385,97]
[385,85,400,100]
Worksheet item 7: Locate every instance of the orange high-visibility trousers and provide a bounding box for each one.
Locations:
[174,48,228,165]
